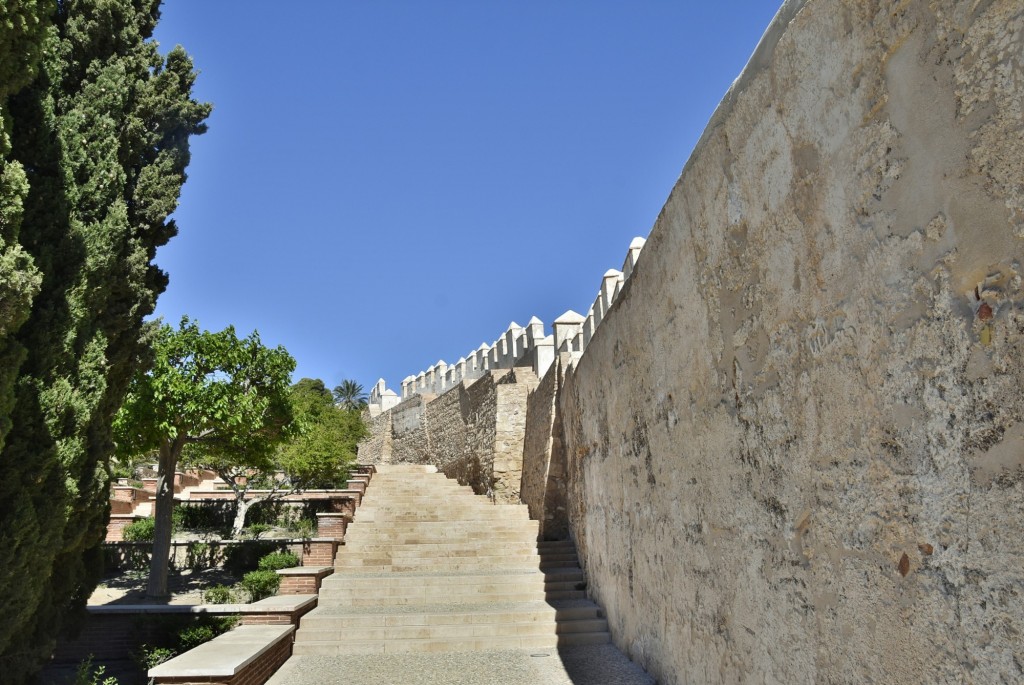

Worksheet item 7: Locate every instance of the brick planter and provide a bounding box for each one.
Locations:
[277,567,334,595]
[301,539,338,567]
[315,512,350,540]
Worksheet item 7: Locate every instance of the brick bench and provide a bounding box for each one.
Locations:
[149,624,294,685]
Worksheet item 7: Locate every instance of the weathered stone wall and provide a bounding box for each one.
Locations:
[521,357,570,540]
[358,370,535,503]
[359,406,392,463]
[492,370,536,502]
[559,1,1024,683]
[385,395,429,463]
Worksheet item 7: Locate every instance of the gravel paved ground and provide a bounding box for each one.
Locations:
[267,645,655,685]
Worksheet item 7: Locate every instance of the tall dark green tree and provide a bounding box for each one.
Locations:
[0,1,210,678]
[0,0,46,456]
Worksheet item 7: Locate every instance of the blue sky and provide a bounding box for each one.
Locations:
[151,1,782,393]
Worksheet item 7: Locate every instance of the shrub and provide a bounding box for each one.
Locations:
[203,584,235,604]
[241,522,271,539]
[177,624,215,651]
[223,540,283,575]
[176,501,234,532]
[73,656,118,685]
[258,551,299,571]
[178,615,238,651]
[185,542,212,572]
[136,645,175,670]
[121,517,155,542]
[289,518,316,540]
[241,569,280,601]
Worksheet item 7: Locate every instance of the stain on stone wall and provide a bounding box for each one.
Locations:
[558,1,1024,683]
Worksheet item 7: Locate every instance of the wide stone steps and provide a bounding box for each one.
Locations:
[332,559,544,574]
[291,464,609,654]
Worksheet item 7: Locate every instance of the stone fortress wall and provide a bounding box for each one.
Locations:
[361,235,647,504]
[360,0,1024,682]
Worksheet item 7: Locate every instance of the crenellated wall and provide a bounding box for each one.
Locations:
[557,0,1024,683]
[360,234,649,503]
[358,1,1024,682]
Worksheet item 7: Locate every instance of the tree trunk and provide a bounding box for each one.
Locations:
[146,438,181,598]
[231,496,254,538]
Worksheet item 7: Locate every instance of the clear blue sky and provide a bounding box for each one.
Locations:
[151,1,782,393]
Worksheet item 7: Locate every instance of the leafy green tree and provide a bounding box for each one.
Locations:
[114,318,295,597]
[282,378,366,485]
[333,379,368,411]
[0,1,209,677]
[189,378,367,537]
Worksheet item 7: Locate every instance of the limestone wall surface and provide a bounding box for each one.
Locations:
[559,1,1024,683]
[358,370,535,503]
[521,356,570,540]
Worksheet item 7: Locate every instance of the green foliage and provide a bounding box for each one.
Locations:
[203,584,235,604]
[178,615,236,650]
[108,454,146,481]
[73,655,118,685]
[136,645,175,670]
[258,551,299,571]
[280,378,367,489]
[135,614,236,671]
[185,541,216,572]
[241,570,280,602]
[0,1,210,678]
[290,518,317,540]
[0,0,46,461]
[176,501,233,534]
[241,522,271,539]
[222,541,285,576]
[113,317,295,595]
[122,517,156,542]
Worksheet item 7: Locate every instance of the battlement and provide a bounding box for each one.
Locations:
[367,235,646,413]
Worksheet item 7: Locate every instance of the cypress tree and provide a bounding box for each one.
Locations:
[0,1,46,455]
[0,1,210,679]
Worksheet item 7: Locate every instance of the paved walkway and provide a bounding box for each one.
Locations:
[268,644,654,685]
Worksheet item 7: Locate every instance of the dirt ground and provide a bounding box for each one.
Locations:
[89,566,244,605]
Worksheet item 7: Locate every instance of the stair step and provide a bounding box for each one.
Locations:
[292,465,609,658]
[292,634,559,655]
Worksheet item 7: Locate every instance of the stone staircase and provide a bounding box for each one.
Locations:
[291,464,610,655]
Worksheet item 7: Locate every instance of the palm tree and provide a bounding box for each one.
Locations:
[333,379,368,411]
